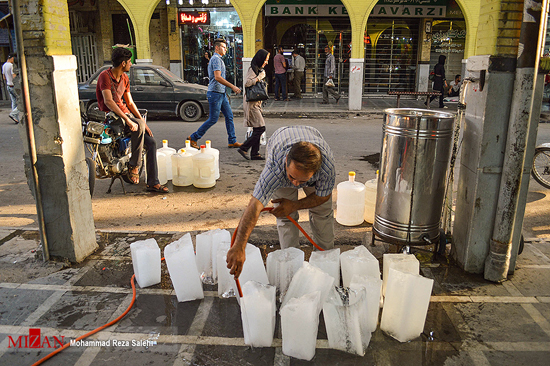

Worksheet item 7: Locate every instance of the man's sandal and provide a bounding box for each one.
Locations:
[128,167,139,184]
[146,184,169,193]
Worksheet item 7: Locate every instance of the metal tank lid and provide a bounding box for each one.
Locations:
[383,108,456,119]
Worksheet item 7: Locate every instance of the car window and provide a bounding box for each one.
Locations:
[133,69,166,86]
[158,68,184,83]
[89,75,99,86]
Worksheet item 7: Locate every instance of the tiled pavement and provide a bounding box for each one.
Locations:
[1,229,550,365]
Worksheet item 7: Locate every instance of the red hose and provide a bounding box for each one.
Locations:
[33,208,322,364]
[231,207,324,297]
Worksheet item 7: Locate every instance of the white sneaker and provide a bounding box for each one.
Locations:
[442,106,449,109]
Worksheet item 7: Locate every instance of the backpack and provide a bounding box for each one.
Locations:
[429,70,435,81]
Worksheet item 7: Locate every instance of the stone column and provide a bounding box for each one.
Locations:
[348,58,364,110]
[19,0,97,262]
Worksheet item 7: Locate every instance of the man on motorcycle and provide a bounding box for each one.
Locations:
[96,47,168,193]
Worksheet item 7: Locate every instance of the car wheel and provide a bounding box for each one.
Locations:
[87,102,106,122]
[179,101,202,122]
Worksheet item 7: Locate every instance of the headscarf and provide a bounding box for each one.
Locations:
[438,55,446,65]
[251,49,269,76]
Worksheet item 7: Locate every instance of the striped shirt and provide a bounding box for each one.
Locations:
[252,126,336,207]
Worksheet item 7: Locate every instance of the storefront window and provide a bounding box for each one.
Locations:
[430,20,466,81]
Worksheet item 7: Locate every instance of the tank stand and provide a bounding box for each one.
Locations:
[371,230,446,258]
[107,175,126,194]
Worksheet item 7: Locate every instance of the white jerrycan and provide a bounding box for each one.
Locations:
[184,140,200,155]
[336,171,366,226]
[156,151,168,185]
[172,149,194,187]
[192,145,216,188]
[204,140,220,180]
[157,140,177,180]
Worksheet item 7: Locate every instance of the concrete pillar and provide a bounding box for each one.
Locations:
[242,57,252,90]
[348,58,364,110]
[19,0,97,262]
[417,19,432,93]
[97,0,113,65]
[167,5,182,78]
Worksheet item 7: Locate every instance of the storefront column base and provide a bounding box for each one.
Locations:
[242,58,252,90]
[170,60,182,79]
[348,58,364,111]
[135,59,153,65]
[417,63,430,92]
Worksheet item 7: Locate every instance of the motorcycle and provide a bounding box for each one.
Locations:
[531,143,550,189]
[81,107,147,196]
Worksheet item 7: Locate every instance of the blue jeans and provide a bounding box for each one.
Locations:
[7,85,19,120]
[274,73,287,100]
[190,91,236,144]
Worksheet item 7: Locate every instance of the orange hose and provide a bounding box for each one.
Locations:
[33,207,323,364]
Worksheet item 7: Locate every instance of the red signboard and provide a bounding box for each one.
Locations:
[178,11,210,25]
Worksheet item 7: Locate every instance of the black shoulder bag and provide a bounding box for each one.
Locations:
[246,80,269,102]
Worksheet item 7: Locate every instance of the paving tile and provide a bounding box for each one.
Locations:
[428,266,510,297]
[33,291,127,330]
[28,268,81,286]
[423,303,462,343]
[201,297,244,338]
[484,350,550,366]
[74,259,135,288]
[91,343,180,365]
[0,288,55,326]
[454,303,550,342]
[533,241,550,260]
[0,333,81,366]
[509,268,550,297]
[193,345,275,365]
[290,347,373,365]
[516,243,550,266]
[533,302,550,323]
[114,294,200,335]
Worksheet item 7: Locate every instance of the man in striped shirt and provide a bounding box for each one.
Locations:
[227,126,336,278]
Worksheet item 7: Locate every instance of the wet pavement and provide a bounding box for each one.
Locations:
[1,229,550,365]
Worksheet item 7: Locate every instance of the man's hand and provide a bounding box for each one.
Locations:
[126,119,138,132]
[231,85,242,94]
[270,198,298,217]
[226,245,246,278]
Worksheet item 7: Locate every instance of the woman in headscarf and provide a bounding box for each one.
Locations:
[427,54,448,109]
[238,48,270,160]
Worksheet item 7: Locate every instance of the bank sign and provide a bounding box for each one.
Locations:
[265,0,463,18]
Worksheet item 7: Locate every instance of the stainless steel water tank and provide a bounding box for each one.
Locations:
[373,108,455,245]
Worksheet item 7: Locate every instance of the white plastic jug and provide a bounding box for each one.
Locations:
[157,140,177,180]
[364,178,378,224]
[156,151,168,185]
[192,145,216,188]
[204,140,220,180]
[172,149,194,186]
[184,140,200,155]
[336,171,366,226]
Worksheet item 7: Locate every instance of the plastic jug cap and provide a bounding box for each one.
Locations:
[200,145,206,149]
[348,171,356,177]
[180,148,185,153]
[163,139,168,144]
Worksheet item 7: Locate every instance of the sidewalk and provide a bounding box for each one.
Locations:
[1,228,549,365]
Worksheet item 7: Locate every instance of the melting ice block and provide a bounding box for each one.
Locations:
[130,238,161,288]
[195,230,215,285]
[266,247,304,301]
[309,248,341,285]
[382,253,419,296]
[281,291,321,361]
[164,233,204,302]
[240,281,276,347]
[211,229,231,283]
[350,274,382,333]
[281,261,334,310]
[323,286,371,356]
[380,268,434,342]
[216,242,234,298]
[232,244,269,303]
[340,246,380,287]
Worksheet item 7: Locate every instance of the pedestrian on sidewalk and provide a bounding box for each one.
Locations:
[238,49,270,161]
[291,50,305,99]
[273,46,289,101]
[322,45,340,105]
[226,125,336,278]
[427,55,448,109]
[2,53,19,124]
[188,38,242,149]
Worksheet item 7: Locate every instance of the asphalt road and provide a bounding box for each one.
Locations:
[1,113,550,244]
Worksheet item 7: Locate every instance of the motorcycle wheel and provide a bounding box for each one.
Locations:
[531,147,550,189]
[85,157,96,197]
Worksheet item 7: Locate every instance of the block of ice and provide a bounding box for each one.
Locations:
[380,268,434,342]
[211,229,231,282]
[240,281,276,347]
[130,238,161,288]
[216,242,235,298]
[164,233,204,302]
[309,248,341,286]
[266,247,304,301]
[340,246,380,287]
[232,243,269,303]
[350,274,382,333]
[281,261,335,310]
[323,286,371,356]
[195,230,215,285]
[382,253,419,296]
[281,291,321,361]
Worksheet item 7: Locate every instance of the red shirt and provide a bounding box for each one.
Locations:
[96,68,130,114]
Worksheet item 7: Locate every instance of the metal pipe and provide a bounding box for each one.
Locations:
[11,0,50,261]
[484,0,545,282]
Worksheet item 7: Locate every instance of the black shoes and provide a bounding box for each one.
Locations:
[238,149,250,160]
[251,154,265,160]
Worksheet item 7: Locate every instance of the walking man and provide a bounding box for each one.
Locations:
[188,38,242,149]
[273,46,289,101]
[226,125,336,278]
[3,53,19,124]
[322,46,340,104]
[291,50,305,99]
